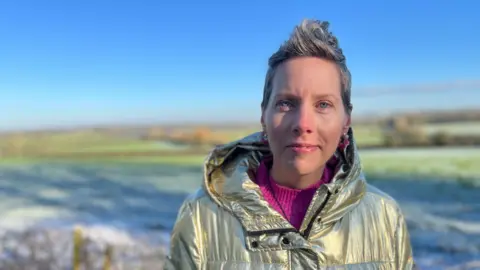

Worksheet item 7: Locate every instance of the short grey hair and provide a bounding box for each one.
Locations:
[261,19,352,114]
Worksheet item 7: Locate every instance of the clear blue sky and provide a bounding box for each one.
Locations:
[0,0,478,130]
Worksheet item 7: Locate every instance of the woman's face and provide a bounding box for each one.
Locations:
[262,57,350,176]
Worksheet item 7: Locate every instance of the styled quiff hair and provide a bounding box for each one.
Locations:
[261,19,353,114]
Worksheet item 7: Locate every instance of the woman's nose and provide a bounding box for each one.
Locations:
[292,106,314,135]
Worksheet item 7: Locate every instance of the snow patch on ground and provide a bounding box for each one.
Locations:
[0,224,168,270]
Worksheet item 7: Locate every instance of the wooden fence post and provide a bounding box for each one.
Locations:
[103,245,112,270]
[73,226,83,270]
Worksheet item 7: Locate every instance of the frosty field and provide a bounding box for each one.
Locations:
[0,148,479,269]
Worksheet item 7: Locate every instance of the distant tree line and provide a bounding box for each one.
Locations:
[380,116,480,147]
[1,109,479,158]
[141,126,224,146]
[355,109,480,125]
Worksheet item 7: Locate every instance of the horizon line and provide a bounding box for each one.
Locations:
[2,106,479,134]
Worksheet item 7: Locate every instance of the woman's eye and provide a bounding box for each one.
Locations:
[275,100,293,111]
[318,101,331,109]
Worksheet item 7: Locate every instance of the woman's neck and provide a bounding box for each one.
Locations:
[270,162,325,190]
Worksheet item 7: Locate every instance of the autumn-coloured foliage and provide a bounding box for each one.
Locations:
[191,127,212,145]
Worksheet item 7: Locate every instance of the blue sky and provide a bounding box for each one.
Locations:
[0,0,478,130]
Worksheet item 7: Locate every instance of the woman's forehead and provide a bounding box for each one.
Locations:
[271,57,341,95]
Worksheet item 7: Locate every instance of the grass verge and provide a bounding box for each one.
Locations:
[360,148,479,180]
[0,155,206,166]
[2,148,479,181]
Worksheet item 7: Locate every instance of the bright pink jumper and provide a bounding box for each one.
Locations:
[255,158,334,230]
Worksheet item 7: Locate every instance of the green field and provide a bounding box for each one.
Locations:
[0,130,153,153]
[352,125,383,146]
[2,120,478,155]
[3,148,479,182]
[1,122,479,181]
[0,126,479,269]
[210,122,480,148]
[423,121,480,135]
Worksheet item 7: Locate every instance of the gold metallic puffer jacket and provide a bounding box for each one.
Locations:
[165,131,415,269]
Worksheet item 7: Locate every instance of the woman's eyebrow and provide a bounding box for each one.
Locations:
[274,93,299,100]
[274,93,339,101]
[313,94,338,101]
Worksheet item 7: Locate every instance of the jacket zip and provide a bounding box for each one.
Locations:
[302,191,332,239]
[247,190,332,239]
[247,228,298,236]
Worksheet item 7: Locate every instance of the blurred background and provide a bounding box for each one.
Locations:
[0,0,478,269]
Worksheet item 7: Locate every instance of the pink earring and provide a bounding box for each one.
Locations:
[338,132,350,150]
[261,129,268,143]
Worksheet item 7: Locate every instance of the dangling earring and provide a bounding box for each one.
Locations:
[261,126,268,143]
[262,131,268,142]
[338,132,350,151]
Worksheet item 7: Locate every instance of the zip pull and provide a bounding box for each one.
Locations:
[302,190,332,239]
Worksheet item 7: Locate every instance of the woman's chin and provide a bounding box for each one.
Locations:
[286,159,322,176]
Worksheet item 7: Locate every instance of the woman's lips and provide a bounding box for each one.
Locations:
[287,143,319,153]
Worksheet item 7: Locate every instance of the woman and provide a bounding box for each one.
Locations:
[165,19,415,270]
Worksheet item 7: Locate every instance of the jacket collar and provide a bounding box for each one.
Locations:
[202,128,366,234]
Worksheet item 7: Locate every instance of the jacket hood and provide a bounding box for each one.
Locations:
[201,127,366,234]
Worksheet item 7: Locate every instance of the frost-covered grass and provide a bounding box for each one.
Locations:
[360,147,480,180]
[1,148,478,236]
[0,164,199,230]
[0,159,478,269]
[0,226,167,269]
[0,164,194,268]
[0,163,202,269]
